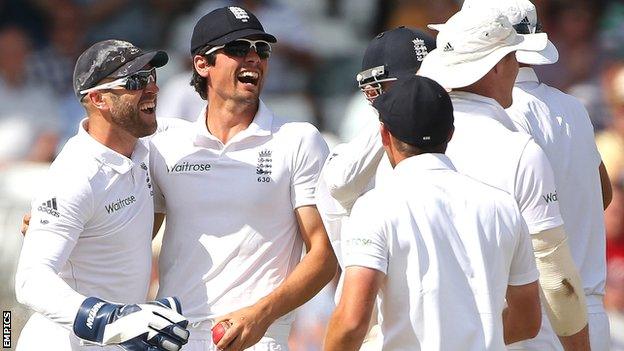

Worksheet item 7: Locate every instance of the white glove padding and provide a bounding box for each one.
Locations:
[73,296,190,351]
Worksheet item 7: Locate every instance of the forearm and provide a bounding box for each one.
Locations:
[599,161,612,209]
[502,305,538,344]
[325,122,384,210]
[15,228,87,328]
[15,260,85,328]
[324,306,368,351]
[531,226,588,340]
[256,242,337,322]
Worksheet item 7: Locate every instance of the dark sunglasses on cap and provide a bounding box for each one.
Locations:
[204,39,272,59]
[80,68,157,95]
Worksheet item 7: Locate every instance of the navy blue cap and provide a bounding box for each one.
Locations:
[73,39,168,98]
[357,27,436,87]
[373,75,454,147]
[191,6,277,55]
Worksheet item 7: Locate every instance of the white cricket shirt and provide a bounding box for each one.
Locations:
[15,119,154,329]
[342,154,537,350]
[149,101,329,325]
[446,91,564,234]
[507,67,606,297]
[316,118,392,269]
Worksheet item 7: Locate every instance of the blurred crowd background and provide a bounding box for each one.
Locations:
[1,0,624,349]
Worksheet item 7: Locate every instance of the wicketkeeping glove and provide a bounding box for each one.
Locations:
[73,296,190,351]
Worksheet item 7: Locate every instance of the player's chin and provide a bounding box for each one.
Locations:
[137,113,158,137]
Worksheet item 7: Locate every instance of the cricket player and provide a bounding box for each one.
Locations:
[315,28,435,350]
[325,75,541,351]
[15,40,189,350]
[148,6,336,351]
[420,8,591,351]
[460,0,613,349]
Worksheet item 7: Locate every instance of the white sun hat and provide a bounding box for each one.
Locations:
[418,8,547,89]
[460,0,559,65]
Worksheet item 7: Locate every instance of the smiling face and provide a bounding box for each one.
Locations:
[98,66,159,138]
[202,38,269,106]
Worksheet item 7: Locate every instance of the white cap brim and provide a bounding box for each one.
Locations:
[427,23,445,32]
[516,39,558,65]
[418,32,547,89]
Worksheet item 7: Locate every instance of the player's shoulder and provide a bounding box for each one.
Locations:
[149,118,195,149]
[51,137,102,182]
[155,117,194,134]
[272,117,323,140]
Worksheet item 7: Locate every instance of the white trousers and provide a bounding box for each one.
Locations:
[507,295,610,351]
[182,320,290,351]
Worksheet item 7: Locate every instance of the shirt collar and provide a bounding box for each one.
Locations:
[450,91,518,131]
[394,153,456,175]
[77,119,147,174]
[515,67,539,84]
[193,100,273,147]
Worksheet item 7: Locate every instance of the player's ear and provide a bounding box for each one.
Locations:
[193,55,211,79]
[86,91,108,111]
[379,122,391,148]
[446,126,455,143]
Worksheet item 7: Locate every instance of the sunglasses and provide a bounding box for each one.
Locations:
[205,39,272,59]
[80,68,157,95]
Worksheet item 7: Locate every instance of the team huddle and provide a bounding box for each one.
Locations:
[13,0,612,350]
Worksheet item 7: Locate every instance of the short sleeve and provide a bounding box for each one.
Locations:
[149,140,167,214]
[515,140,564,234]
[290,124,330,209]
[341,194,389,274]
[507,206,539,286]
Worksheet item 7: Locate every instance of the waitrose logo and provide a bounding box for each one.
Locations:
[168,161,211,173]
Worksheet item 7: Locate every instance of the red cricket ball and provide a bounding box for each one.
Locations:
[211,321,231,344]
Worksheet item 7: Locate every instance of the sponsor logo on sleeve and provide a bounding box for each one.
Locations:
[346,238,373,246]
[542,191,558,204]
[37,197,60,217]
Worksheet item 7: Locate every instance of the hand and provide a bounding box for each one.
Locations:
[214,303,275,351]
[73,296,190,351]
[21,212,30,236]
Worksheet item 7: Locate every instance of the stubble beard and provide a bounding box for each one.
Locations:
[109,95,157,138]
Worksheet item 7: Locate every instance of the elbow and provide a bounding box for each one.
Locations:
[333,310,370,343]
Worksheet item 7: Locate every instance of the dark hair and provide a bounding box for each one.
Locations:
[393,137,447,156]
[190,45,216,101]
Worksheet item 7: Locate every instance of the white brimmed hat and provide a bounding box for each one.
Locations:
[418,8,547,89]
[459,0,558,65]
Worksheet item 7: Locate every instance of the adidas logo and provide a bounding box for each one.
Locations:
[443,42,454,52]
[229,6,250,22]
[37,197,60,217]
